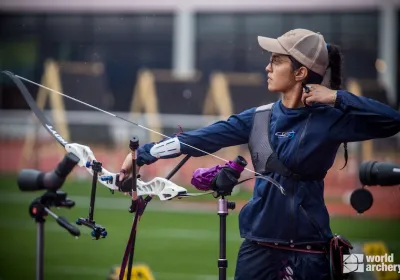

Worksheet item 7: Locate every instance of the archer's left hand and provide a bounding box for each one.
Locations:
[119,143,158,182]
[301,84,337,107]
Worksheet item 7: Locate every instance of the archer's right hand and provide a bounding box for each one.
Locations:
[118,143,158,182]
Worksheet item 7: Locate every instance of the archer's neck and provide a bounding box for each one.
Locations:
[281,85,304,109]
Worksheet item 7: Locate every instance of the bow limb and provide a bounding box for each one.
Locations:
[2,71,70,147]
[1,71,192,200]
[2,70,118,192]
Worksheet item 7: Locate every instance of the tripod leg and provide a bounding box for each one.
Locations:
[218,198,228,280]
[219,215,227,280]
[37,221,44,280]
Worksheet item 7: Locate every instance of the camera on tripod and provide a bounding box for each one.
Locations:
[350,161,400,214]
[17,152,81,280]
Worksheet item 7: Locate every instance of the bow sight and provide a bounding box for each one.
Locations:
[75,159,108,240]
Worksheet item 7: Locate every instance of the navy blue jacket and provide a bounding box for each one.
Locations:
[172,90,400,245]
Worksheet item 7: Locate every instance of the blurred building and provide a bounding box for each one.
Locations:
[0,0,398,111]
[0,0,399,161]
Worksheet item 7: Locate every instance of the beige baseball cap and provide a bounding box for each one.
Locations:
[258,29,329,76]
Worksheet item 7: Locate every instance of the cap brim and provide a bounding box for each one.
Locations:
[257,36,288,55]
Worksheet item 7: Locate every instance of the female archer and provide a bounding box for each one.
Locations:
[119,29,400,279]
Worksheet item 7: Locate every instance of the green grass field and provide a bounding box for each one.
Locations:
[0,173,399,280]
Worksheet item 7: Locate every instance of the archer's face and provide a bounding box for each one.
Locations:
[265,53,297,93]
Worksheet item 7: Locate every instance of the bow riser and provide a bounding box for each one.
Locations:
[65,143,190,200]
[65,143,96,167]
[65,143,120,190]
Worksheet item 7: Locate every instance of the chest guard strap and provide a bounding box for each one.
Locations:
[248,103,324,181]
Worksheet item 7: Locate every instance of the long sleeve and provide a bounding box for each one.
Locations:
[329,90,400,142]
[177,107,256,157]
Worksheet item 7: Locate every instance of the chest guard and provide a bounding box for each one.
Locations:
[248,103,323,181]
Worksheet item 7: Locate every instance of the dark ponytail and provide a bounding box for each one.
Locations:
[327,44,343,90]
[327,44,347,169]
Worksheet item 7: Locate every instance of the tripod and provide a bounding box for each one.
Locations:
[29,190,80,280]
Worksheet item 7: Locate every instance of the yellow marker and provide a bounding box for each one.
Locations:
[108,264,155,280]
[363,242,398,280]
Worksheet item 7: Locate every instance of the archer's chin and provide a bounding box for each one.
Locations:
[267,85,279,93]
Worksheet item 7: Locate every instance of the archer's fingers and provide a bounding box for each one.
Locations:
[119,171,125,182]
[301,92,312,105]
[119,154,133,181]
[304,96,316,106]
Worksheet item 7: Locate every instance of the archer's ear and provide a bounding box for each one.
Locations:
[294,66,308,82]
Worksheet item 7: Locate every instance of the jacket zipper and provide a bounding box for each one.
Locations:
[290,182,296,245]
[296,113,312,166]
[290,114,311,245]
[300,204,324,239]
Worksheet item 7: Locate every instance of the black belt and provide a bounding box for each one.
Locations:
[256,241,327,254]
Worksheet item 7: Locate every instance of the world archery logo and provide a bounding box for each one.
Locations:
[343,253,400,274]
[275,131,295,139]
